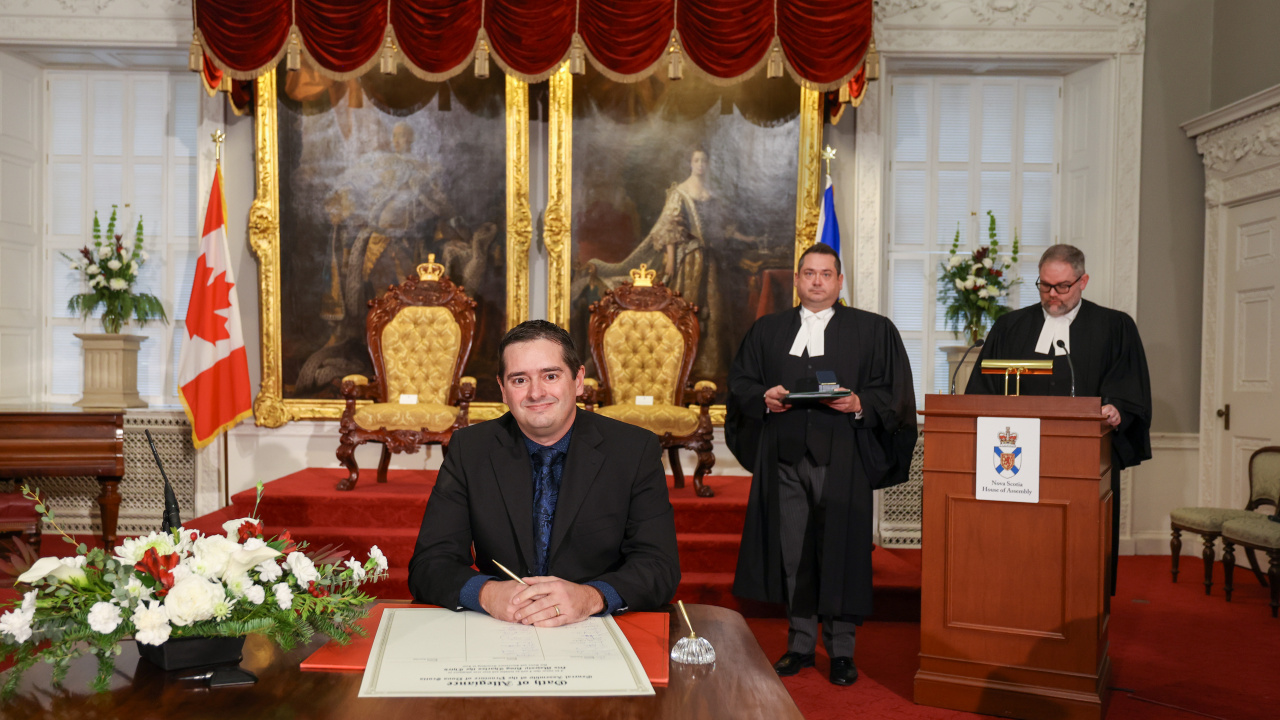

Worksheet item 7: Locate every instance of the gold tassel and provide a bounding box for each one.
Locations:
[667,38,683,80]
[475,39,490,79]
[839,81,851,104]
[286,31,301,71]
[767,42,783,79]
[380,36,397,74]
[865,37,880,81]
[188,33,202,73]
[569,36,585,75]
[219,74,231,93]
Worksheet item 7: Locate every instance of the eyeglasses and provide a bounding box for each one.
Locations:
[1034,276,1083,295]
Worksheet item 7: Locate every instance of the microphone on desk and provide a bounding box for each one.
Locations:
[144,429,182,532]
[951,339,984,395]
[1056,339,1076,398]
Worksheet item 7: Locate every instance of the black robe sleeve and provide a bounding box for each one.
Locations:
[1099,311,1152,469]
[725,319,771,471]
[852,314,918,489]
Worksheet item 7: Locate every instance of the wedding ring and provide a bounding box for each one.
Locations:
[555,605,561,616]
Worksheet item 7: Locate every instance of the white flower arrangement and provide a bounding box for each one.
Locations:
[0,483,387,696]
[938,211,1022,345]
[59,205,166,335]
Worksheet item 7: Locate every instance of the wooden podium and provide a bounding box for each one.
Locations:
[915,394,1112,720]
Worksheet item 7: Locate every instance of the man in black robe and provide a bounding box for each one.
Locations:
[966,244,1152,596]
[728,244,917,686]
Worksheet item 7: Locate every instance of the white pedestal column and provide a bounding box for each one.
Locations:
[74,333,148,409]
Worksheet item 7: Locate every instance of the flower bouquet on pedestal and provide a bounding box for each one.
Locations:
[938,211,1022,346]
[61,205,166,335]
[0,484,388,696]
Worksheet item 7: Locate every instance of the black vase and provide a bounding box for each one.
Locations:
[136,635,246,671]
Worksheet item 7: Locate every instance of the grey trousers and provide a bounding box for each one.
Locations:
[778,455,856,658]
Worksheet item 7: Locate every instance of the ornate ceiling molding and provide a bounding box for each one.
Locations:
[0,0,189,46]
[874,0,1145,54]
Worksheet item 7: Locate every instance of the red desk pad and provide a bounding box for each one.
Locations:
[301,602,670,687]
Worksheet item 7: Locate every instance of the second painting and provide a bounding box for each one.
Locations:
[552,67,819,405]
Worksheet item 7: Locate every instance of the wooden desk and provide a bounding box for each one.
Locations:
[1,604,801,720]
[0,406,126,549]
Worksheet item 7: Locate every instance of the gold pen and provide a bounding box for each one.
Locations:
[491,559,528,585]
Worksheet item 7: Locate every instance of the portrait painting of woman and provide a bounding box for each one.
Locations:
[569,68,802,400]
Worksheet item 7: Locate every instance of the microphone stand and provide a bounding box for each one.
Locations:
[145,429,183,532]
[1056,339,1076,398]
[950,339,984,395]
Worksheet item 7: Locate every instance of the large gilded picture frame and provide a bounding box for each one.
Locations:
[251,66,530,427]
[546,67,823,424]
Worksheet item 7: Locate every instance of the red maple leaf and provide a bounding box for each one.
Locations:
[186,254,235,343]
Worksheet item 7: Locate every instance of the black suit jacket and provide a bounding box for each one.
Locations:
[408,410,680,613]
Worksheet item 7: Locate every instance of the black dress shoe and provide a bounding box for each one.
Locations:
[773,651,815,676]
[829,657,858,686]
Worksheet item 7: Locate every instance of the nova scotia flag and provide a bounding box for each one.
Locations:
[814,175,850,303]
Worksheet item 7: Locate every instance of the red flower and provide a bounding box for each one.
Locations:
[236,519,264,544]
[992,270,1003,278]
[79,247,92,262]
[135,548,181,597]
[307,581,329,598]
[277,530,298,554]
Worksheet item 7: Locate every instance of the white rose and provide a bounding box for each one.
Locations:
[224,545,280,580]
[368,546,388,574]
[98,246,113,259]
[973,277,987,288]
[244,584,266,605]
[132,600,171,646]
[87,601,122,634]
[982,258,994,269]
[273,582,294,611]
[115,531,183,565]
[189,535,239,579]
[108,277,128,290]
[0,608,34,643]
[948,255,965,268]
[86,264,101,276]
[256,560,283,583]
[106,259,122,270]
[344,558,366,584]
[978,288,991,299]
[285,552,319,587]
[164,575,225,626]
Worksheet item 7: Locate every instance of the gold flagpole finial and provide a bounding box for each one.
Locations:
[821,145,836,178]
[211,129,226,163]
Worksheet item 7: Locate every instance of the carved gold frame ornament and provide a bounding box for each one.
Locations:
[251,70,530,427]
[544,67,824,426]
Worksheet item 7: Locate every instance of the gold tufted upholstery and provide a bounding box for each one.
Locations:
[380,306,461,404]
[598,403,700,436]
[354,402,459,433]
[601,311,685,405]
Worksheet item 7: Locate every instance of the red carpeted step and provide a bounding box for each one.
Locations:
[676,533,742,573]
[229,468,435,529]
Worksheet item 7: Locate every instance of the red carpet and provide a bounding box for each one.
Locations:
[8,469,1278,719]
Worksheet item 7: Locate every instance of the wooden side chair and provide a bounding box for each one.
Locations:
[581,265,717,498]
[0,483,41,548]
[1222,513,1280,617]
[1170,446,1280,594]
[336,255,476,491]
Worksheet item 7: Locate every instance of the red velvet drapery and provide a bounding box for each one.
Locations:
[193,0,871,90]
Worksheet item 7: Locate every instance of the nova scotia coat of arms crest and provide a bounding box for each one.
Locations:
[993,426,1021,478]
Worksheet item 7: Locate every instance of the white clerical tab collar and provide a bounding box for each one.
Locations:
[1036,300,1082,355]
[789,306,835,357]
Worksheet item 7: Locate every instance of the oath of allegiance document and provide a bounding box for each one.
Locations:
[357,608,655,697]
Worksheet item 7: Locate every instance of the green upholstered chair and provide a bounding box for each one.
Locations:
[1170,446,1280,594]
[1221,514,1280,617]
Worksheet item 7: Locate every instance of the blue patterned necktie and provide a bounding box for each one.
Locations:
[532,446,563,576]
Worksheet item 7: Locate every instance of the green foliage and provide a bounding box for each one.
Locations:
[0,493,387,698]
[60,205,168,335]
[937,211,1023,345]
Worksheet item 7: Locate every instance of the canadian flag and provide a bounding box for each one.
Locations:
[178,165,252,448]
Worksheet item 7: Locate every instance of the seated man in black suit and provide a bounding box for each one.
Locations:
[408,320,681,626]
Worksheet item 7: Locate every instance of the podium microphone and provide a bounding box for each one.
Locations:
[1056,339,1076,398]
[950,339,984,395]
